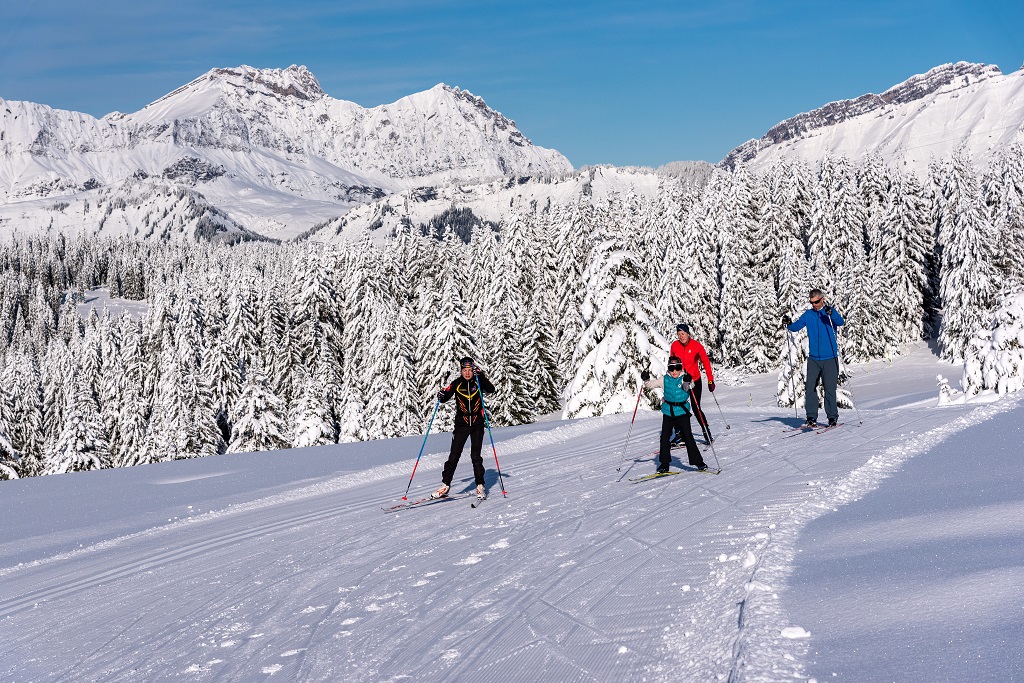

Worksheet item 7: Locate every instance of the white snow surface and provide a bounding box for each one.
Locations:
[2,343,1022,682]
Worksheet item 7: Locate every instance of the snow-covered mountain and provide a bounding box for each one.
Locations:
[721,62,1024,173]
[0,65,572,240]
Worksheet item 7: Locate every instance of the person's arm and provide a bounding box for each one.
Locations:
[828,306,845,327]
[475,371,495,393]
[437,379,457,402]
[786,310,808,332]
[696,342,715,386]
[641,370,664,390]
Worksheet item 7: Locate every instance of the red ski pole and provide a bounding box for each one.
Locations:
[475,370,507,497]
[616,381,646,471]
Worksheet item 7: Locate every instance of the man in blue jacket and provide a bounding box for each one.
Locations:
[783,289,845,428]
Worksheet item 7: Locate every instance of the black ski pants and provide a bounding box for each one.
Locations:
[660,413,705,470]
[442,421,486,487]
[691,378,713,443]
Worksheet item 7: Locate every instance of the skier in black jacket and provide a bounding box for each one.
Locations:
[431,356,495,500]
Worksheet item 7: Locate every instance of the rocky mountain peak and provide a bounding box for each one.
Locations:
[208,64,325,101]
[721,62,1004,169]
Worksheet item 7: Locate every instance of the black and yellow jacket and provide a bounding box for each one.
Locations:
[439,373,496,427]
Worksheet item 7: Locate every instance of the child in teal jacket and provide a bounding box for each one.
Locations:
[642,356,708,473]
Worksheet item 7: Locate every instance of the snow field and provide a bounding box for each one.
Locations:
[0,347,1018,681]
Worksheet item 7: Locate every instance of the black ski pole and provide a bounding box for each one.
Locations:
[708,387,730,430]
[784,326,800,419]
[824,309,864,426]
[688,384,721,471]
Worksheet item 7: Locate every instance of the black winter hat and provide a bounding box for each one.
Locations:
[459,356,474,368]
[676,323,691,334]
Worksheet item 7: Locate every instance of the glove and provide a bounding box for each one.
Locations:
[781,314,792,327]
[682,372,693,383]
[640,370,651,381]
[823,304,833,315]
[708,381,716,392]
[436,390,446,402]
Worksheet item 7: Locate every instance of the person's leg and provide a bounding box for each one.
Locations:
[659,414,674,470]
[804,359,823,422]
[822,358,840,421]
[692,379,713,442]
[442,425,471,485]
[469,423,486,486]
[677,416,707,469]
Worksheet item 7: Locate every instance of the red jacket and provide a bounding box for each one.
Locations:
[669,338,714,384]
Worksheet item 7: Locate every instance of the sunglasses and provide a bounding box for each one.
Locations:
[809,298,823,305]
[668,364,683,372]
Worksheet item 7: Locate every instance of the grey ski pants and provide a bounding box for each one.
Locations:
[805,357,839,421]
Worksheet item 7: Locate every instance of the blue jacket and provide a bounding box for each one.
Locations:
[787,307,845,360]
[646,373,693,417]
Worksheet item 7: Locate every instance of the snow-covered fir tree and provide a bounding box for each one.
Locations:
[228,366,290,453]
[936,150,999,362]
[42,370,110,475]
[962,289,1024,396]
[564,201,669,418]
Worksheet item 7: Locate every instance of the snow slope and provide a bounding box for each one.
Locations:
[722,62,1024,175]
[787,404,1024,682]
[1,344,1021,682]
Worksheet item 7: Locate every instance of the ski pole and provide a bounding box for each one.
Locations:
[401,398,440,500]
[688,386,721,471]
[784,328,800,419]
[475,369,507,497]
[825,308,864,426]
[616,380,646,472]
[708,385,730,430]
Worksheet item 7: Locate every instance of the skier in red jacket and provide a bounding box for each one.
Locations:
[668,323,715,444]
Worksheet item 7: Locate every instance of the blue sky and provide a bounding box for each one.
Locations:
[1,0,1020,167]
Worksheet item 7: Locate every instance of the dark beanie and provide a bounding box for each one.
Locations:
[676,323,691,334]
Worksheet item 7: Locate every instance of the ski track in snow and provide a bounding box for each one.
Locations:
[0,355,1015,682]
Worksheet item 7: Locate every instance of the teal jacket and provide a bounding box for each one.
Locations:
[646,374,693,417]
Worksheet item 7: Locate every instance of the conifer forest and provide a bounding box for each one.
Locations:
[1,149,1021,479]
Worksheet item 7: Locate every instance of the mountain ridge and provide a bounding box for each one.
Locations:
[0,65,572,240]
[720,61,1024,172]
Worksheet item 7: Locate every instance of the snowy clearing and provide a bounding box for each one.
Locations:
[1,343,1021,682]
